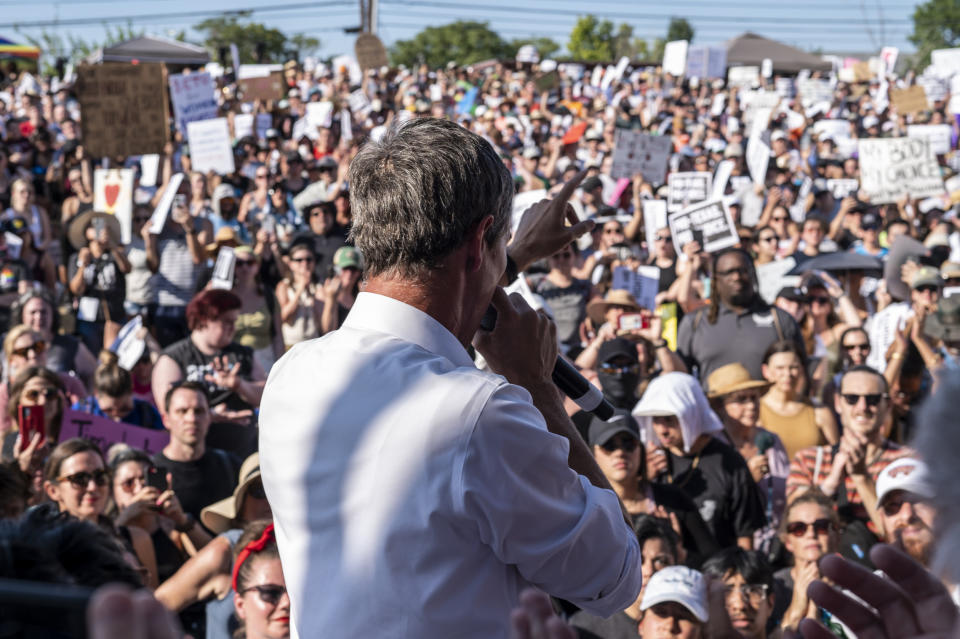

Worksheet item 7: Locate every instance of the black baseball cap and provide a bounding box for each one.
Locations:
[588,409,639,447]
[597,338,638,364]
[776,286,808,303]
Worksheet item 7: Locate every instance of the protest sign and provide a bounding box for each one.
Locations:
[512,189,547,234]
[775,78,795,99]
[59,409,169,456]
[727,66,760,88]
[826,178,859,199]
[685,45,727,79]
[229,43,240,77]
[5,231,22,259]
[662,40,688,77]
[348,89,370,114]
[757,257,798,304]
[233,113,254,140]
[931,47,960,74]
[668,172,712,212]
[111,316,146,371]
[186,118,235,175]
[149,173,184,234]
[237,71,285,102]
[76,63,169,158]
[255,113,272,140]
[168,71,218,136]
[611,129,671,183]
[516,44,539,64]
[880,46,899,75]
[306,101,334,129]
[354,33,388,69]
[211,246,236,289]
[859,137,945,203]
[813,119,852,141]
[918,75,948,103]
[642,199,668,247]
[332,54,363,85]
[712,160,734,199]
[890,85,929,114]
[761,58,773,78]
[907,124,954,155]
[746,136,770,185]
[139,154,159,187]
[612,265,660,311]
[93,168,134,243]
[668,198,738,254]
[796,77,833,105]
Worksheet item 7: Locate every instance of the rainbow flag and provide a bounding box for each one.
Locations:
[0,36,40,60]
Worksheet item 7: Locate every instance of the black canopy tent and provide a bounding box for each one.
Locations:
[725,32,832,75]
[87,36,210,69]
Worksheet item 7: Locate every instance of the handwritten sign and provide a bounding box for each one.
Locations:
[611,129,671,184]
[210,246,236,289]
[667,172,712,212]
[186,118,236,175]
[59,408,169,455]
[668,198,738,254]
[859,137,945,203]
[76,63,169,158]
[907,124,954,155]
[354,33,388,70]
[237,71,285,102]
[662,41,688,77]
[826,178,859,199]
[169,71,218,136]
[93,168,134,243]
[685,45,727,79]
[890,85,930,114]
[796,78,833,106]
[727,66,760,88]
[746,136,770,185]
[643,199,668,248]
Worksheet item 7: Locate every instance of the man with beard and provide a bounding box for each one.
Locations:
[677,248,803,383]
[875,458,935,568]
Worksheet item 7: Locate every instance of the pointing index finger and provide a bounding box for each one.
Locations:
[555,168,589,209]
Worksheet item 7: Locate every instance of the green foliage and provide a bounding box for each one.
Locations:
[567,15,616,61]
[288,34,321,60]
[666,17,694,44]
[390,21,511,68]
[193,16,290,64]
[909,0,960,68]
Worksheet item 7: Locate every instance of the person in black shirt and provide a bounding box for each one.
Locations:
[306,199,347,280]
[151,382,241,527]
[635,372,766,550]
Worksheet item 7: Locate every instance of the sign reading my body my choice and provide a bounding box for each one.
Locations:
[858,137,945,203]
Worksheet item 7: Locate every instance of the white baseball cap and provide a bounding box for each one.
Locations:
[640,566,709,622]
[876,458,933,505]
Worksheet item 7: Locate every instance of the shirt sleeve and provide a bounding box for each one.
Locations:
[787,450,815,498]
[453,382,642,617]
[676,312,697,372]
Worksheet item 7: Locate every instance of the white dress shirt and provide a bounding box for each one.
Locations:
[259,292,642,638]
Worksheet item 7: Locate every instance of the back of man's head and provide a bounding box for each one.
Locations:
[348,118,513,279]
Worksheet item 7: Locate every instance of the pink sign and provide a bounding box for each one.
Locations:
[59,409,169,455]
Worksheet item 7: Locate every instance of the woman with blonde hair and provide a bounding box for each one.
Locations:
[4,177,52,253]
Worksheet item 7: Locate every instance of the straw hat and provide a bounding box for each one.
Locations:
[586,289,642,325]
[200,453,261,534]
[67,210,122,250]
[706,363,771,398]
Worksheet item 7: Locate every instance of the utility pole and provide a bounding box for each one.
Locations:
[358,0,378,34]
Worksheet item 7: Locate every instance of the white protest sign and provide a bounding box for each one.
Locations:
[746,136,770,186]
[112,316,145,371]
[512,189,548,235]
[516,45,539,64]
[668,198,738,254]
[643,199,668,247]
[662,41,688,77]
[341,110,353,142]
[826,178,860,199]
[612,56,631,83]
[93,168,135,244]
[813,119,851,141]
[306,101,334,129]
[600,64,617,91]
[233,113,254,140]
[918,75,948,103]
[712,160,734,199]
[796,77,833,106]
[775,78,795,99]
[148,173,184,235]
[612,265,660,311]
[931,48,960,74]
[611,129,672,183]
[332,54,362,85]
[139,154,159,187]
[858,137,945,204]
[757,257,797,304]
[685,45,726,80]
[880,47,899,75]
[210,246,236,289]
[348,89,370,114]
[727,66,760,88]
[711,93,727,116]
[907,124,954,155]
[168,72,218,136]
[186,118,235,175]
[761,58,773,78]
[667,172,712,212]
[4,232,22,259]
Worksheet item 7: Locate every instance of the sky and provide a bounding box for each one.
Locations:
[2,0,926,64]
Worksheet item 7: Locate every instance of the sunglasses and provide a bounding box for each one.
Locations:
[255,174,269,179]
[786,518,833,537]
[598,363,640,375]
[759,235,779,243]
[656,235,672,242]
[236,260,257,267]
[843,342,870,352]
[289,256,315,263]
[22,387,59,402]
[881,495,926,517]
[604,228,624,235]
[724,392,759,405]
[600,436,638,453]
[808,296,831,305]
[243,584,287,606]
[915,285,940,294]
[247,480,267,500]
[840,392,885,407]
[58,469,110,489]
[11,340,46,358]
[772,216,788,222]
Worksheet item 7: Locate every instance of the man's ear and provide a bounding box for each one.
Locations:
[466,215,495,272]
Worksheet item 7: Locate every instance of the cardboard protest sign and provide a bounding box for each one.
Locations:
[169,71,218,136]
[727,66,760,88]
[535,70,560,93]
[859,137,945,204]
[662,41,688,77]
[149,173,184,234]
[354,33,388,70]
[93,168,135,244]
[211,246,236,289]
[907,124,954,155]
[667,172,712,212]
[642,199,668,247]
[611,129,671,183]
[237,71,285,102]
[826,178,859,199]
[668,198,738,254]
[186,118,235,175]
[59,409,169,456]
[612,265,660,311]
[890,85,929,114]
[757,257,798,304]
[76,63,169,158]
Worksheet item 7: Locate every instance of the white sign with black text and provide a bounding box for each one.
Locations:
[667,172,712,212]
[668,198,738,254]
[611,129,672,184]
[859,137,945,203]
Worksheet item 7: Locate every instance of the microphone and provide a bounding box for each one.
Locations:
[480,306,615,421]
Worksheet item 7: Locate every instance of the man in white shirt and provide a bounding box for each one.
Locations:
[259,118,642,638]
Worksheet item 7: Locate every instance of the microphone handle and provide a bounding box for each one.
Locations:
[552,357,615,421]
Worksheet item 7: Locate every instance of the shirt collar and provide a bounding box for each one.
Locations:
[717,297,767,317]
[343,292,475,369]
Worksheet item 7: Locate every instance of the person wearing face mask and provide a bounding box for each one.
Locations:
[635,372,766,551]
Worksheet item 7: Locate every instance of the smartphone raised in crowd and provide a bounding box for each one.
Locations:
[146,465,168,492]
[17,404,45,453]
[618,313,649,331]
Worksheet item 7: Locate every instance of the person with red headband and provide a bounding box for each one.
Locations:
[231,520,289,639]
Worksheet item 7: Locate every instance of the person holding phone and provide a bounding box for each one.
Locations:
[707,363,790,553]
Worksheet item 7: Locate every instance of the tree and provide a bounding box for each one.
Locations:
[508,37,561,61]
[194,16,289,64]
[909,0,960,67]
[288,34,321,60]
[666,17,695,44]
[390,21,510,68]
[567,15,616,61]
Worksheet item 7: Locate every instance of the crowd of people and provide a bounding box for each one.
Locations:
[0,44,957,638]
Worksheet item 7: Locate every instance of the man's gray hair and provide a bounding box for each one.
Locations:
[348,118,514,278]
